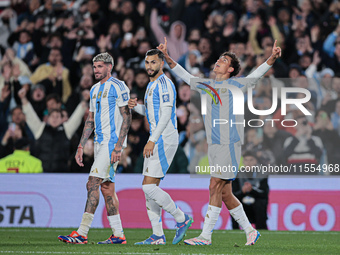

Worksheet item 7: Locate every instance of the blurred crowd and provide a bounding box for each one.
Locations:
[1,0,340,174]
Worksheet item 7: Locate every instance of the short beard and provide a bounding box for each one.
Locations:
[95,73,108,81]
[147,68,160,78]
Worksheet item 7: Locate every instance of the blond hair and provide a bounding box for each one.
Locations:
[92,52,114,71]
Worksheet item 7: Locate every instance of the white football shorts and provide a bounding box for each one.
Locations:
[89,142,119,182]
[143,141,178,179]
[208,142,241,180]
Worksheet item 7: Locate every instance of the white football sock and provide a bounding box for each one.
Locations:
[145,193,164,236]
[200,205,221,241]
[142,184,185,223]
[107,214,124,237]
[77,212,94,237]
[229,204,254,234]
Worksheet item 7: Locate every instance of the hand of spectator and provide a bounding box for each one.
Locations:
[253,16,262,27]
[84,28,95,40]
[3,64,12,81]
[143,140,155,158]
[157,37,168,55]
[128,98,137,109]
[312,51,321,66]
[0,85,10,102]
[35,18,44,30]
[304,35,313,53]
[321,93,332,106]
[115,57,125,72]
[18,87,28,105]
[75,146,84,167]
[54,17,64,29]
[242,182,252,193]
[17,19,28,32]
[63,16,74,30]
[12,64,21,79]
[0,8,15,19]
[111,146,122,164]
[267,16,276,27]
[75,47,85,62]
[67,28,78,40]
[55,63,63,80]
[310,25,320,43]
[1,129,12,146]
[82,89,90,101]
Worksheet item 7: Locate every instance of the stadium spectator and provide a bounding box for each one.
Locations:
[18,87,87,172]
[244,128,275,166]
[263,121,292,166]
[30,47,72,103]
[0,137,43,173]
[65,74,92,115]
[232,151,269,230]
[283,115,323,172]
[312,110,340,165]
[29,84,46,120]
[0,0,339,175]
[150,8,188,61]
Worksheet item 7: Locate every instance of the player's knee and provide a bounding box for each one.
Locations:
[222,191,232,201]
[209,179,224,194]
[142,184,157,197]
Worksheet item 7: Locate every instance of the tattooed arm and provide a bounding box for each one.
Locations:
[75,111,94,167]
[111,105,131,164]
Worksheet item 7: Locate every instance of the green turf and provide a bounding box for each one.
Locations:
[0,228,339,255]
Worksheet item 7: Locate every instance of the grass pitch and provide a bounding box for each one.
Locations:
[0,228,339,255]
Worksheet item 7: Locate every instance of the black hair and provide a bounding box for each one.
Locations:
[220,52,241,77]
[145,49,164,61]
[46,93,61,104]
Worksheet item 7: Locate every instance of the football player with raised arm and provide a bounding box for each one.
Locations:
[128,49,193,245]
[157,38,281,245]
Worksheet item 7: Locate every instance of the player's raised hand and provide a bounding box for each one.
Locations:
[143,141,155,158]
[75,146,84,167]
[157,37,168,55]
[272,40,281,59]
[128,98,137,109]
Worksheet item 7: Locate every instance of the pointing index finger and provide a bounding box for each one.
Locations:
[273,39,277,49]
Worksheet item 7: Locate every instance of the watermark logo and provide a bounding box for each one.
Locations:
[197,82,222,106]
[191,78,312,116]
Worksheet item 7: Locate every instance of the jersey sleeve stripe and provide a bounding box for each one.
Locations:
[160,76,168,93]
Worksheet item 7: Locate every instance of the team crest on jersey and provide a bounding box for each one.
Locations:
[122,92,128,101]
[103,90,108,98]
[149,88,153,96]
[92,94,96,99]
[221,88,227,93]
[98,91,102,98]
[162,94,170,103]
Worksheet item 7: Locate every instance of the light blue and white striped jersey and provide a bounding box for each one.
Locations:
[172,62,271,145]
[144,74,178,144]
[195,78,245,145]
[89,77,130,147]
